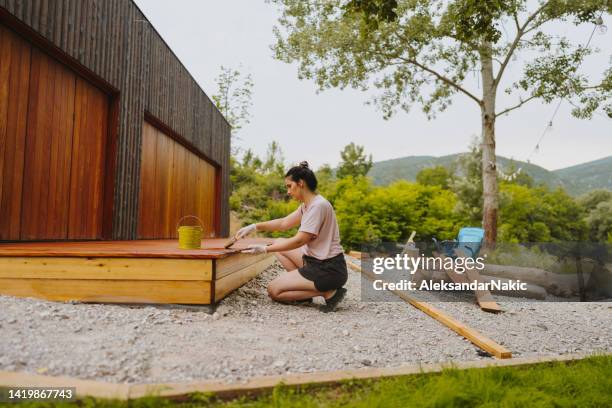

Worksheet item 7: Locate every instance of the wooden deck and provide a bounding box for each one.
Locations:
[0,239,275,306]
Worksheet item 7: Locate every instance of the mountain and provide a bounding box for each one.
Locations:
[552,156,612,196]
[367,154,612,196]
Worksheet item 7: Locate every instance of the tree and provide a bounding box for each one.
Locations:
[579,189,612,241]
[584,200,612,242]
[271,0,611,246]
[336,142,373,178]
[498,184,587,242]
[416,165,452,189]
[578,189,612,211]
[450,141,483,225]
[212,66,254,153]
[229,142,296,236]
[332,177,460,249]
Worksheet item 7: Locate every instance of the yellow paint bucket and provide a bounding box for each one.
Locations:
[176,215,204,249]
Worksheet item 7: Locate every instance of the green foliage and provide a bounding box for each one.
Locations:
[416,165,452,189]
[485,242,559,270]
[498,183,587,242]
[332,177,460,249]
[230,140,607,247]
[579,189,612,211]
[336,142,373,179]
[230,142,297,238]
[578,189,612,242]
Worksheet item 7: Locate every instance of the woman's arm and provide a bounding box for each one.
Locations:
[264,231,314,253]
[253,218,283,232]
[255,207,302,233]
[242,231,314,254]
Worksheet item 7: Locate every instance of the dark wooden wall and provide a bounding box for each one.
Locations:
[0,0,231,239]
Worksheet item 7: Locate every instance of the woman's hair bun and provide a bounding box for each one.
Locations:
[286,160,317,191]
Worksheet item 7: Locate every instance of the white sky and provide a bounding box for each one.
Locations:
[133,0,611,171]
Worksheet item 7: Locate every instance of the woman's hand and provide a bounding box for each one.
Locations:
[241,244,267,255]
[235,224,257,239]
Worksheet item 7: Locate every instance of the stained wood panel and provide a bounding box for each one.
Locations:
[0,257,213,281]
[0,25,109,240]
[0,25,31,240]
[138,122,217,239]
[68,77,109,238]
[20,48,77,239]
[0,278,213,304]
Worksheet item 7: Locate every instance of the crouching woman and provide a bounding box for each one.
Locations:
[235,161,347,312]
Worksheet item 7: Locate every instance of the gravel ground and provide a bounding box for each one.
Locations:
[0,257,610,384]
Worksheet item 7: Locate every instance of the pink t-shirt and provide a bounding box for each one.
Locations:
[296,194,344,260]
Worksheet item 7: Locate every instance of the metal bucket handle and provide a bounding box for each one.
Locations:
[176,215,204,231]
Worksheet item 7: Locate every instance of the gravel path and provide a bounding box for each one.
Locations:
[0,257,610,384]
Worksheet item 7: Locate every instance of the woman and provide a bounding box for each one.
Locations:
[235,161,347,312]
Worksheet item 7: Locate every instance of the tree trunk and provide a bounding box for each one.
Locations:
[480,43,498,248]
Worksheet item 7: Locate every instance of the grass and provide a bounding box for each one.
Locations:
[5,355,612,407]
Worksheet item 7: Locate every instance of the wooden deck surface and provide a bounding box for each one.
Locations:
[0,238,274,259]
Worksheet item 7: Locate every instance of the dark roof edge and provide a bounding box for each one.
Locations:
[129,0,232,130]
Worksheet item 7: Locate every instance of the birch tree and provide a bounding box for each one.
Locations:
[270,0,611,246]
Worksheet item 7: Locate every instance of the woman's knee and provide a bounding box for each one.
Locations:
[267,282,281,300]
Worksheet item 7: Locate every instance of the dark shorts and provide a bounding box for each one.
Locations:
[298,253,348,292]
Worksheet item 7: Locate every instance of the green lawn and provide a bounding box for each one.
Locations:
[6,355,612,408]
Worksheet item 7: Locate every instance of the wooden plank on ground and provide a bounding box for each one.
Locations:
[129,352,596,399]
[214,255,275,302]
[346,259,511,359]
[0,370,130,400]
[0,279,212,304]
[0,353,597,401]
[0,257,213,280]
[465,269,502,313]
[453,249,501,313]
[434,252,501,313]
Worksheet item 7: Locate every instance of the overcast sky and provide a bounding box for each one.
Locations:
[133,0,611,171]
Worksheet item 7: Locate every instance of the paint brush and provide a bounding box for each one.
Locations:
[224,236,238,249]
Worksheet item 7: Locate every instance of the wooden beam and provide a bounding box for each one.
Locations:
[0,370,130,400]
[465,269,502,313]
[214,255,276,302]
[0,278,213,304]
[346,259,511,359]
[0,353,599,401]
[0,238,273,259]
[455,249,502,313]
[0,257,213,280]
[215,252,271,279]
[128,352,596,399]
[434,251,502,313]
[348,250,362,259]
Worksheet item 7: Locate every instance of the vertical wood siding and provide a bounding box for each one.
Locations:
[0,25,110,240]
[0,23,30,239]
[138,122,217,239]
[0,0,231,239]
